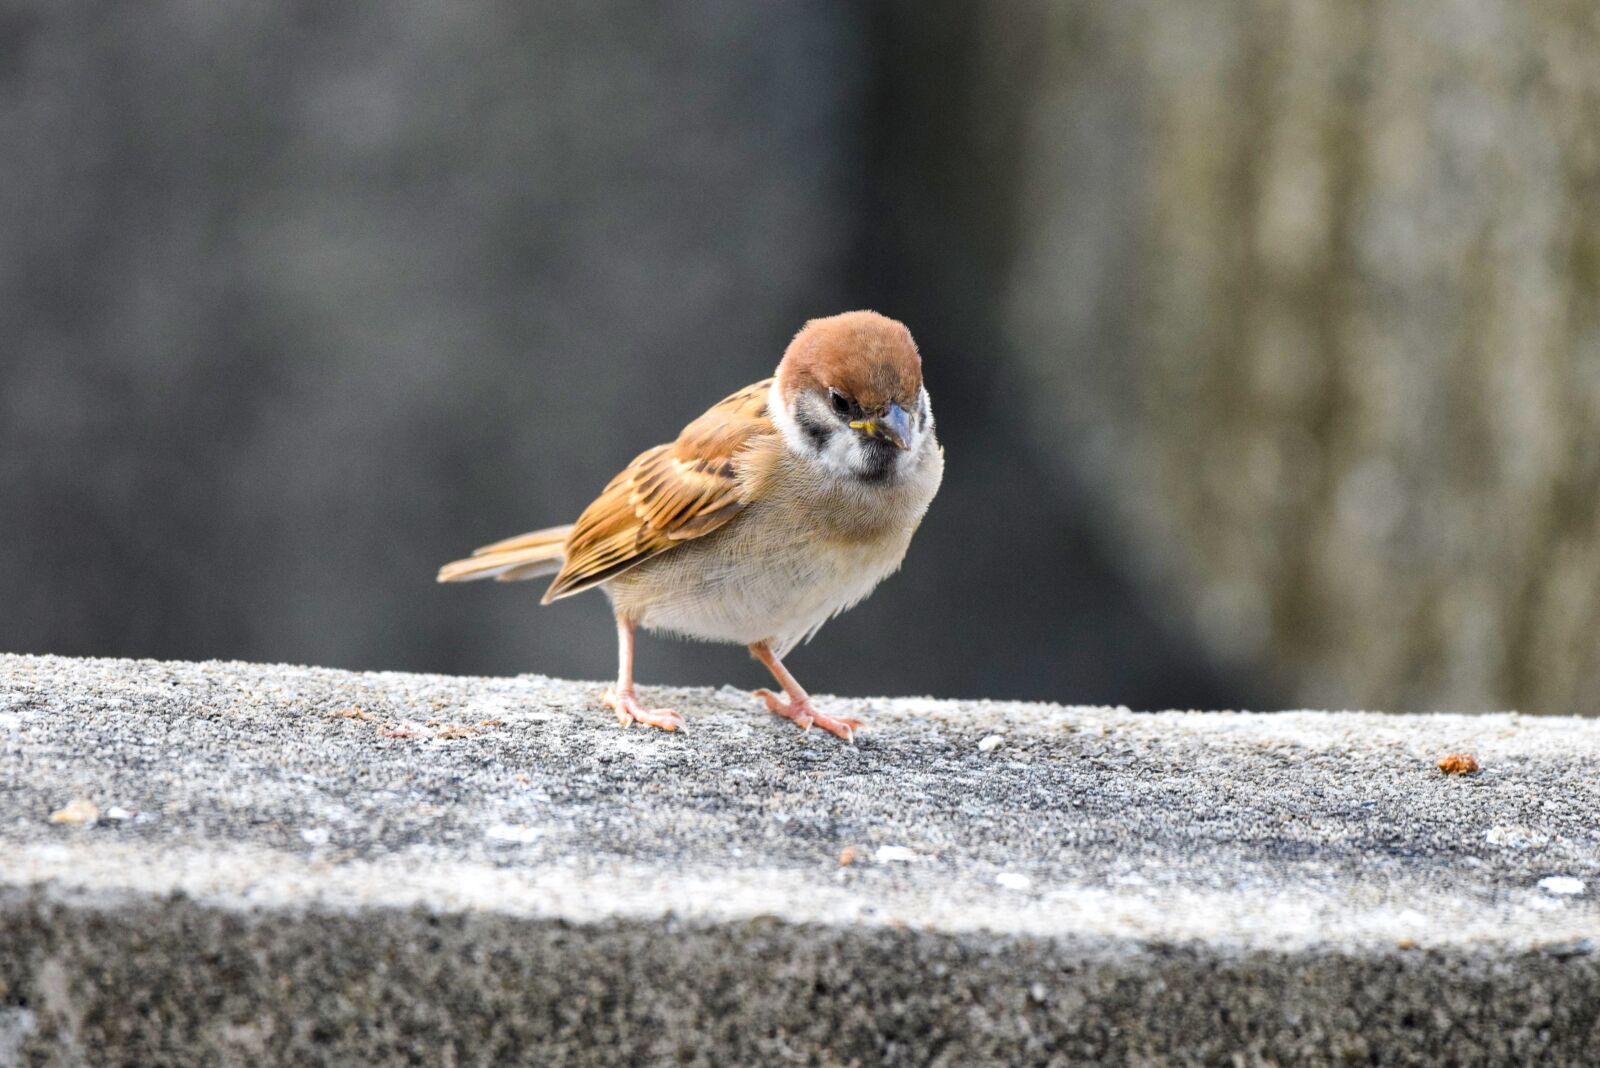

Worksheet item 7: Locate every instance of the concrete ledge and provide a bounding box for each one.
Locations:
[2,654,1597,1064]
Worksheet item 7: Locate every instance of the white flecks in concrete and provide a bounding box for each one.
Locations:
[1537,876,1585,896]
[1485,825,1551,849]
[0,1007,38,1065]
[977,734,1005,753]
[485,824,544,844]
[299,827,331,846]
[996,872,1032,890]
[464,697,515,714]
[875,845,921,862]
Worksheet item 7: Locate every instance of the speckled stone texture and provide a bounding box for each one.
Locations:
[1,653,1597,1065]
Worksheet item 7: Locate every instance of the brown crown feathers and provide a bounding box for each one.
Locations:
[776,310,923,413]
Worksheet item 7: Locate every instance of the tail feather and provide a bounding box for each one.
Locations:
[436,523,572,584]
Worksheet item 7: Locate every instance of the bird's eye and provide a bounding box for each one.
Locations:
[829,389,851,416]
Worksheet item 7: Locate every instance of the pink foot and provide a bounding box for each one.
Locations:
[755,689,863,742]
[602,688,685,732]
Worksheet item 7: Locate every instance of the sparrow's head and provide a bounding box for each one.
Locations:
[772,310,933,482]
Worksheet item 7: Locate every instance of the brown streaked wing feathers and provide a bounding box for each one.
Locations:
[541,378,777,603]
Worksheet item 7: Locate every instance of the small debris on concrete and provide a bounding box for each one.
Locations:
[996,872,1032,891]
[104,806,136,821]
[329,706,376,721]
[837,846,859,866]
[300,828,331,846]
[977,734,1004,753]
[48,798,99,826]
[1537,876,1585,896]
[432,723,480,740]
[377,721,427,739]
[1437,753,1479,775]
[1539,938,1596,960]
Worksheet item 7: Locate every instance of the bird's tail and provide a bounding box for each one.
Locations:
[436,523,574,583]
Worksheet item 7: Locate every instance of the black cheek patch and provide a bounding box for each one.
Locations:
[795,408,832,452]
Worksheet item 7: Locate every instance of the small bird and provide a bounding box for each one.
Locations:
[437,310,943,740]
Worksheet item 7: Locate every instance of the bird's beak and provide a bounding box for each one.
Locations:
[850,402,912,450]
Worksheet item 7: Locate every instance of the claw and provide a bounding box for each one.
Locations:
[755,689,862,742]
[602,688,685,732]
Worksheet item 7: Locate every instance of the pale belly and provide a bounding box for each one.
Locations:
[604,501,916,655]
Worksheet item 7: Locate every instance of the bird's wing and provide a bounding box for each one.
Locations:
[542,377,781,603]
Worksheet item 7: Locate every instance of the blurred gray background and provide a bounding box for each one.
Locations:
[2,1,1596,715]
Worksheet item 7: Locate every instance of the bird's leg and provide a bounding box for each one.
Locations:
[749,641,863,742]
[602,616,684,732]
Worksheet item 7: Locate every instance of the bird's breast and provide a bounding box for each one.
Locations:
[606,435,943,651]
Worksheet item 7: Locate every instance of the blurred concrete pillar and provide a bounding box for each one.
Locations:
[1003,0,1600,713]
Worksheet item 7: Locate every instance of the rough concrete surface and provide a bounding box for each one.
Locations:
[1,653,1597,1065]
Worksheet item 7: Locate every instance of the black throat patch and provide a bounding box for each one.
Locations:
[855,437,899,483]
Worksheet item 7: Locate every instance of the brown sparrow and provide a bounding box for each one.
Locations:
[438,310,943,740]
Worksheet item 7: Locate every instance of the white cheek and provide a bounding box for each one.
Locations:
[914,386,935,442]
[770,380,854,474]
[824,431,864,476]
[767,379,806,453]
